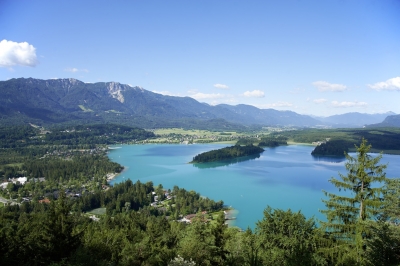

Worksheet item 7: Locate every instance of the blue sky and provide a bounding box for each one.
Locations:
[1,0,399,116]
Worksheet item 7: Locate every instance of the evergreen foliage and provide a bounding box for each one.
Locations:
[311,139,350,156]
[1,178,400,265]
[277,128,400,155]
[235,138,258,146]
[191,144,264,163]
[2,121,400,265]
[258,136,288,147]
[380,178,400,224]
[44,124,155,145]
[255,207,322,266]
[171,186,224,216]
[23,155,123,181]
[320,138,388,264]
[364,221,400,266]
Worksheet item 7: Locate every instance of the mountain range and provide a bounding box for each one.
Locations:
[366,115,400,128]
[0,78,397,129]
[313,112,396,128]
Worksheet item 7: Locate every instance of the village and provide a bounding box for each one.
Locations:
[0,171,233,227]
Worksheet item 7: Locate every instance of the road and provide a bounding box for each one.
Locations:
[0,196,18,205]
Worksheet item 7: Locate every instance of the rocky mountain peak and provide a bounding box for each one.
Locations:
[43,78,83,90]
[106,82,125,103]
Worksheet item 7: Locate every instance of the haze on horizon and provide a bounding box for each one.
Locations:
[1,0,399,117]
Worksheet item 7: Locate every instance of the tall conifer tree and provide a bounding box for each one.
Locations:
[320,138,387,264]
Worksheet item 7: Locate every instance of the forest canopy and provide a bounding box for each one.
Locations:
[191,144,264,163]
[1,122,400,265]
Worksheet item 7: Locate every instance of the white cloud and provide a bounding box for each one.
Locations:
[313,98,328,104]
[213,83,229,89]
[331,101,367,108]
[187,89,235,104]
[190,92,226,100]
[368,77,400,91]
[258,101,293,109]
[0,39,38,67]
[312,81,347,92]
[243,90,265,98]
[64,67,89,73]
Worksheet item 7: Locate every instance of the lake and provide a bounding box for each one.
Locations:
[108,143,400,229]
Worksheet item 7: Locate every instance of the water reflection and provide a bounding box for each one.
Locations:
[192,154,261,169]
[312,155,345,163]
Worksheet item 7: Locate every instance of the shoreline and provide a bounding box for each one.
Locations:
[106,173,118,182]
[106,167,242,228]
[106,166,128,184]
[224,208,240,229]
[287,141,315,146]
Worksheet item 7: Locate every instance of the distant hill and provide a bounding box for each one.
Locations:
[315,112,396,128]
[0,78,323,129]
[213,104,319,127]
[366,114,400,128]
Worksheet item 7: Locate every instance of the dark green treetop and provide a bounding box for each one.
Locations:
[320,138,388,264]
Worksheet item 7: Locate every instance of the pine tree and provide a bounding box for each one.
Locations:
[212,212,228,264]
[380,178,400,224]
[320,138,387,264]
[256,206,318,265]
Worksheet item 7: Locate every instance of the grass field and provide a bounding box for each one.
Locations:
[154,128,242,137]
[3,163,24,167]
[78,105,94,112]
[87,207,106,216]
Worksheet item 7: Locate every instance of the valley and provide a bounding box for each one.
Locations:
[1,75,400,266]
[2,0,400,263]
[2,117,400,265]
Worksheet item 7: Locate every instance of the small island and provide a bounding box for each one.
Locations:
[311,140,350,157]
[258,136,288,147]
[191,144,265,163]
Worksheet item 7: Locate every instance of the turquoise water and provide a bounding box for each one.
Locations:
[108,144,400,229]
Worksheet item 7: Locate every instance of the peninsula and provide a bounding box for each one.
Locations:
[190,144,264,163]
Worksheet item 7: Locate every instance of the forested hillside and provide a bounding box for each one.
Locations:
[0,78,322,129]
[311,139,351,156]
[0,124,153,184]
[368,114,400,128]
[274,128,400,155]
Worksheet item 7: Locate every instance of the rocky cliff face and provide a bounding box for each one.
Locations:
[106,82,126,103]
